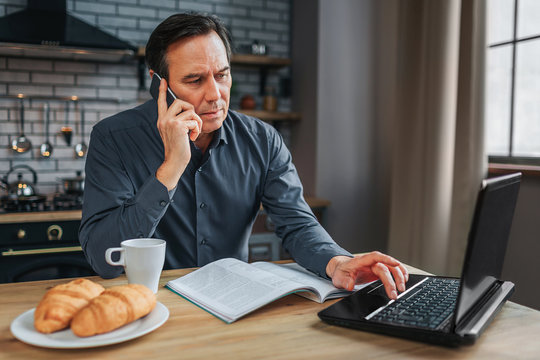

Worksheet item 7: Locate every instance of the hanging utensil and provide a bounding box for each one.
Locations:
[75,106,87,158]
[39,102,53,158]
[61,101,73,145]
[11,98,32,153]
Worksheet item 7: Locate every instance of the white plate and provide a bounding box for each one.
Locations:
[10,302,169,349]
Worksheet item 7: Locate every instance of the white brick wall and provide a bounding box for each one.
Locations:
[0,0,291,194]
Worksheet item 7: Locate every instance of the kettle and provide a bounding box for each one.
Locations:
[1,165,39,197]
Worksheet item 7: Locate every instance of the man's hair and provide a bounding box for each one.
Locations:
[145,13,232,80]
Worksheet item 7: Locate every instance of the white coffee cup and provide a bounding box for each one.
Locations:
[105,238,166,293]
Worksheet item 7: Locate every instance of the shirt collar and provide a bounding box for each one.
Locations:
[215,112,231,146]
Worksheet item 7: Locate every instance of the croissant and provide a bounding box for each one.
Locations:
[34,278,105,334]
[71,284,156,337]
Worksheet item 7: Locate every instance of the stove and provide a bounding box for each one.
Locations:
[0,192,94,283]
[0,192,83,213]
[52,193,83,211]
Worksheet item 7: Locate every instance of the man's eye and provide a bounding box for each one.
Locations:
[217,73,228,80]
[189,78,201,84]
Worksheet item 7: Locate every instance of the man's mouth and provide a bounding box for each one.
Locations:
[200,108,223,117]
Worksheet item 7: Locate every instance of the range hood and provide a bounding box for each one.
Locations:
[0,0,136,62]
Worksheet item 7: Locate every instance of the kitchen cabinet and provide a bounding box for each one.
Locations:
[0,210,94,284]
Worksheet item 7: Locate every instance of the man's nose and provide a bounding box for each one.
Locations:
[204,77,221,102]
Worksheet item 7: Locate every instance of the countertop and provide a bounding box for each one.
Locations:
[1,262,539,359]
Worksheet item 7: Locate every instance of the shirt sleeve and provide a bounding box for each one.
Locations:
[79,126,172,279]
[260,129,352,279]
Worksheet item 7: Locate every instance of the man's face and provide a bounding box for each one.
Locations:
[166,31,231,134]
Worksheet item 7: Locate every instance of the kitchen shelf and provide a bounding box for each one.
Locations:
[231,53,291,95]
[231,54,291,67]
[236,109,301,123]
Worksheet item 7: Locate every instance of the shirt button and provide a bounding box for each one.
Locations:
[197,168,202,172]
[200,239,207,245]
[160,200,167,207]
[200,202,206,209]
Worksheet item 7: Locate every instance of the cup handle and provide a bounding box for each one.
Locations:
[105,247,125,266]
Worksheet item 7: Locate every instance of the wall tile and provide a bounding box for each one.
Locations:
[55,86,98,99]
[148,0,178,10]
[232,18,263,30]
[215,5,247,17]
[180,1,214,13]
[0,71,30,83]
[98,15,138,28]
[232,0,263,8]
[7,84,54,97]
[76,74,117,87]
[250,9,280,21]
[119,4,157,18]
[98,87,138,101]
[75,1,116,15]
[53,61,98,74]
[32,73,76,86]
[7,58,52,72]
[98,63,138,76]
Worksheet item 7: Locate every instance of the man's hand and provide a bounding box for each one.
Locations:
[155,77,202,190]
[326,252,409,300]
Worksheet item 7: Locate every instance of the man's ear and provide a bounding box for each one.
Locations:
[149,69,155,78]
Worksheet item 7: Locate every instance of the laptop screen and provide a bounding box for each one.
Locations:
[454,173,521,325]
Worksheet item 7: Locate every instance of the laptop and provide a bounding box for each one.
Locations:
[318,172,521,347]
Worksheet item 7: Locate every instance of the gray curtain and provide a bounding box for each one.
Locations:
[376,0,487,275]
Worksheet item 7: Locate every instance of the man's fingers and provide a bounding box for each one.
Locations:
[174,110,202,139]
[389,265,406,292]
[371,262,398,300]
[354,251,401,269]
[168,97,194,115]
[332,273,355,292]
[399,262,409,282]
[157,78,168,117]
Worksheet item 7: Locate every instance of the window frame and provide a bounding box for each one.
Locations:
[487,0,540,166]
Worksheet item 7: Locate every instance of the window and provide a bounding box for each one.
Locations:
[486,0,540,164]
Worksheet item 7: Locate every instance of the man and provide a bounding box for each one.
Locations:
[80,13,408,300]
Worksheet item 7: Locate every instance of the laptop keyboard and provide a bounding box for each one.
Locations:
[368,277,459,331]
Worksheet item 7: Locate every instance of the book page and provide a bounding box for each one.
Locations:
[166,258,313,322]
[253,262,373,302]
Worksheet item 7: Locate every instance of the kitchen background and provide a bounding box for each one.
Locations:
[0,0,292,195]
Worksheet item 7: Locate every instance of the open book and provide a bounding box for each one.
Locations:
[166,258,372,323]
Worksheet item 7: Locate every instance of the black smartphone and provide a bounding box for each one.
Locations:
[149,73,177,107]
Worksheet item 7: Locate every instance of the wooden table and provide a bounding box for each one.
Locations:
[1,264,539,359]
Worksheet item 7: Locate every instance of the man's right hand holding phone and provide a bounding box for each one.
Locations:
[155,77,202,191]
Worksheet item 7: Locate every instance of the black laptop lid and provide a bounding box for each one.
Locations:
[454,173,521,325]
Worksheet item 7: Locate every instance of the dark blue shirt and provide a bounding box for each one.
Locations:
[79,100,351,279]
